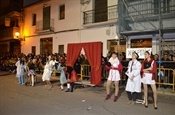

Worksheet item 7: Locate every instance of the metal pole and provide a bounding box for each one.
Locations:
[158,0,163,90]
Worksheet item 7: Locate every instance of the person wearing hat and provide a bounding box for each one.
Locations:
[105,51,123,102]
[125,51,141,105]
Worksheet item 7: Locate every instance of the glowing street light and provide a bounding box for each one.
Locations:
[15,32,20,38]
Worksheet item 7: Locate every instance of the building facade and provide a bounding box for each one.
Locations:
[22,0,175,57]
[0,0,23,54]
[22,0,121,56]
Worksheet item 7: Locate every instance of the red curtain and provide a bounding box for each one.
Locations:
[66,42,102,86]
[83,42,102,86]
[66,43,82,82]
[66,43,82,67]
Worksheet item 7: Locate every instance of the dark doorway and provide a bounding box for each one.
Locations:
[31,46,36,55]
[40,37,52,55]
[10,40,20,54]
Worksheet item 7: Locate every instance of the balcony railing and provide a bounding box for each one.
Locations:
[35,18,54,34]
[83,5,118,25]
[0,27,19,38]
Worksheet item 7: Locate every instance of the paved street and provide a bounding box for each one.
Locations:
[0,72,175,115]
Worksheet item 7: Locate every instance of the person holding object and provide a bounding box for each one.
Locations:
[105,52,123,102]
[141,51,158,109]
[125,52,141,105]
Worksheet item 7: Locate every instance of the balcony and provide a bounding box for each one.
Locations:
[35,18,54,34]
[0,27,19,39]
[83,5,118,26]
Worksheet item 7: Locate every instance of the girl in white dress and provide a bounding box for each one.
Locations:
[42,55,56,89]
[15,57,26,85]
[125,52,141,105]
[105,52,123,102]
[141,51,158,109]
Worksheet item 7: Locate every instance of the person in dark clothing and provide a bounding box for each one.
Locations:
[65,66,78,92]
[26,58,37,86]
[74,56,81,74]
[161,53,170,68]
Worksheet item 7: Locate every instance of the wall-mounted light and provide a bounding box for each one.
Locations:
[15,32,20,38]
[15,32,25,41]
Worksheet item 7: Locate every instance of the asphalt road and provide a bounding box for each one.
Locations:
[0,72,175,115]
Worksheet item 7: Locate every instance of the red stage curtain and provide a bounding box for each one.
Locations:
[66,43,82,82]
[66,43,82,67]
[83,42,102,86]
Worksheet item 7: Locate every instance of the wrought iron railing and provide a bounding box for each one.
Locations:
[83,5,118,25]
[35,18,54,33]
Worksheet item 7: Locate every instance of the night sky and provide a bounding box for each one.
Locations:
[23,0,43,7]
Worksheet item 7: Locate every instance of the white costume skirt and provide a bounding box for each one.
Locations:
[141,73,155,85]
[126,78,141,93]
[108,70,120,81]
[42,69,52,81]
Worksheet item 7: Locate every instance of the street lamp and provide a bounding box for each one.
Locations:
[15,32,20,38]
[15,32,25,41]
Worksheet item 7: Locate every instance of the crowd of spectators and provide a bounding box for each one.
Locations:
[0,52,90,74]
[0,51,175,73]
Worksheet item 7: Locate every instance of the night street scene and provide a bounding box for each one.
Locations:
[0,0,175,115]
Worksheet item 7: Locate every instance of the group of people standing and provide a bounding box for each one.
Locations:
[105,51,158,109]
[15,51,159,109]
[15,54,77,92]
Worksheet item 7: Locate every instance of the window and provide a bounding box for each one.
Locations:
[154,0,159,14]
[95,0,107,22]
[58,45,64,55]
[32,14,36,26]
[31,46,36,55]
[59,5,65,20]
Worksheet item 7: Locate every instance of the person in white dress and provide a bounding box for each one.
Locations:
[15,57,26,85]
[141,51,158,109]
[105,52,123,102]
[125,52,141,105]
[42,55,56,89]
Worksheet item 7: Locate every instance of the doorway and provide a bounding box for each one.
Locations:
[40,37,53,55]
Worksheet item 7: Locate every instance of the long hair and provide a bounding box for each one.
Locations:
[145,51,154,59]
[20,57,25,65]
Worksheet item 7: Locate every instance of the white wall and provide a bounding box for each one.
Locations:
[53,31,80,53]
[81,26,118,56]
[24,0,81,36]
